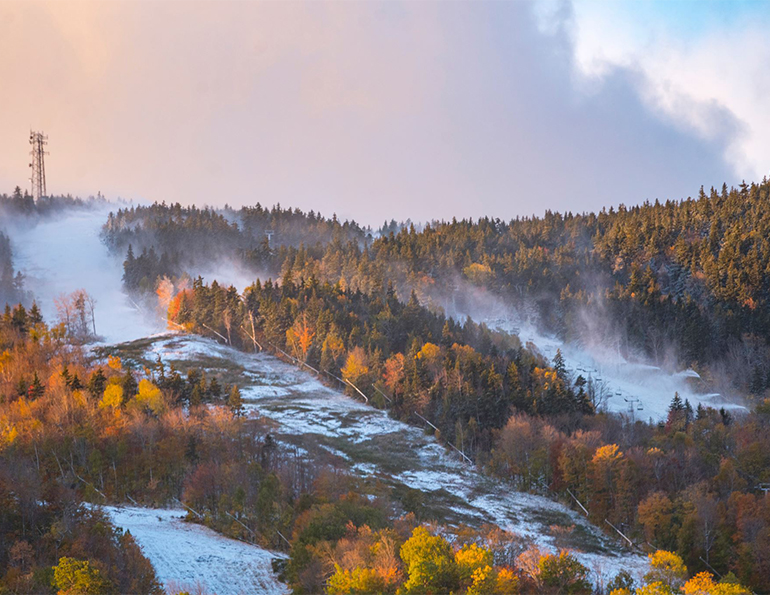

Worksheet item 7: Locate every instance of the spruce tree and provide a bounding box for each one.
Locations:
[28,372,44,399]
[228,385,244,417]
[87,368,107,400]
[669,393,684,413]
[28,301,43,325]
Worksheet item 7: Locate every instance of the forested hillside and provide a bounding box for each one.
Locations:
[110,179,770,395]
[167,274,770,589]
[2,179,768,591]
[1,301,756,594]
[0,306,164,593]
[103,203,372,294]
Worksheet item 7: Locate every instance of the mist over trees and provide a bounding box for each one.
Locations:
[0,186,106,219]
[0,232,26,307]
[107,179,770,396]
[104,202,374,295]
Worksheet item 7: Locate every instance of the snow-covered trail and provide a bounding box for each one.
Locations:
[104,506,288,595]
[118,333,650,583]
[3,207,161,343]
[486,315,746,422]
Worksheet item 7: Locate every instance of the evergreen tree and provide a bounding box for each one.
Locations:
[87,368,107,400]
[28,372,44,399]
[553,349,567,379]
[28,301,43,325]
[228,384,244,417]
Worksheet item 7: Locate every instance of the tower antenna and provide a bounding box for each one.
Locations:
[29,130,48,201]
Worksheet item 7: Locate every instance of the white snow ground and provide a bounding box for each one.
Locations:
[104,506,288,595]
[140,333,650,583]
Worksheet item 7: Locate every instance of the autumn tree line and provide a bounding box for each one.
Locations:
[3,296,745,594]
[1,302,392,593]
[0,305,164,593]
[1,178,768,592]
[166,269,770,590]
[102,180,770,590]
[107,179,770,396]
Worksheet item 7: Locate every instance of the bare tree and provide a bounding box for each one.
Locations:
[55,289,98,342]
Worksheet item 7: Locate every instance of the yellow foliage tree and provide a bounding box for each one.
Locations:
[416,342,441,363]
[326,565,387,594]
[466,564,495,595]
[455,543,493,582]
[134,379,165,415]
[99,384,123,410]
[399,526,458,594]
[643,551,687,593]
[53,557,111,595]
[495,567,520,595]
[1,420,18,450]
[322,331,346,368]
[636,583,675,595]
[592,443,622,465]
[342,347,369,386]
[681,572,751,595]
[417,342,443,382]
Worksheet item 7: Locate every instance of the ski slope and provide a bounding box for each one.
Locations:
[127,333,650,584]
[4,207,162,343]
[104,506,288,595]
[488,316,746,421]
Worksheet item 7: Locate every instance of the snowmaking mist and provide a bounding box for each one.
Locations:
[2,206,162,344]
[444,281,747,422]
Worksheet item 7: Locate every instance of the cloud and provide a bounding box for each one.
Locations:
[555,0,770,182]
[0,1,747,225]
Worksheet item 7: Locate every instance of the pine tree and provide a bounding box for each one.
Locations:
[123,244,136,287]
[121,371,138,404]
[669,393,684,413]
[228,384,244,417]
[15,376,27,398]
[87,368,107,400]
[28,301,43,325]
[190,384,203,408]
[28,372,44,399]
[10,304,28,334]
[684,399,694,425]
[208,376,222,400]
[553,349,567,379]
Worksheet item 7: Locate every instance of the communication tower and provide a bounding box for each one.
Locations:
[29,130,48,201]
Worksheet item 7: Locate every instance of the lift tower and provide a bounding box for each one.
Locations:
[29,130,48,201]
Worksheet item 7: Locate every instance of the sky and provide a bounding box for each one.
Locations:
[0,0,768,225]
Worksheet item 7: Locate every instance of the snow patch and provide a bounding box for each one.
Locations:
[103,506,288,595]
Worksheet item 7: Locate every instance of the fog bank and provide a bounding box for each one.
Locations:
[3,207,162,343]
